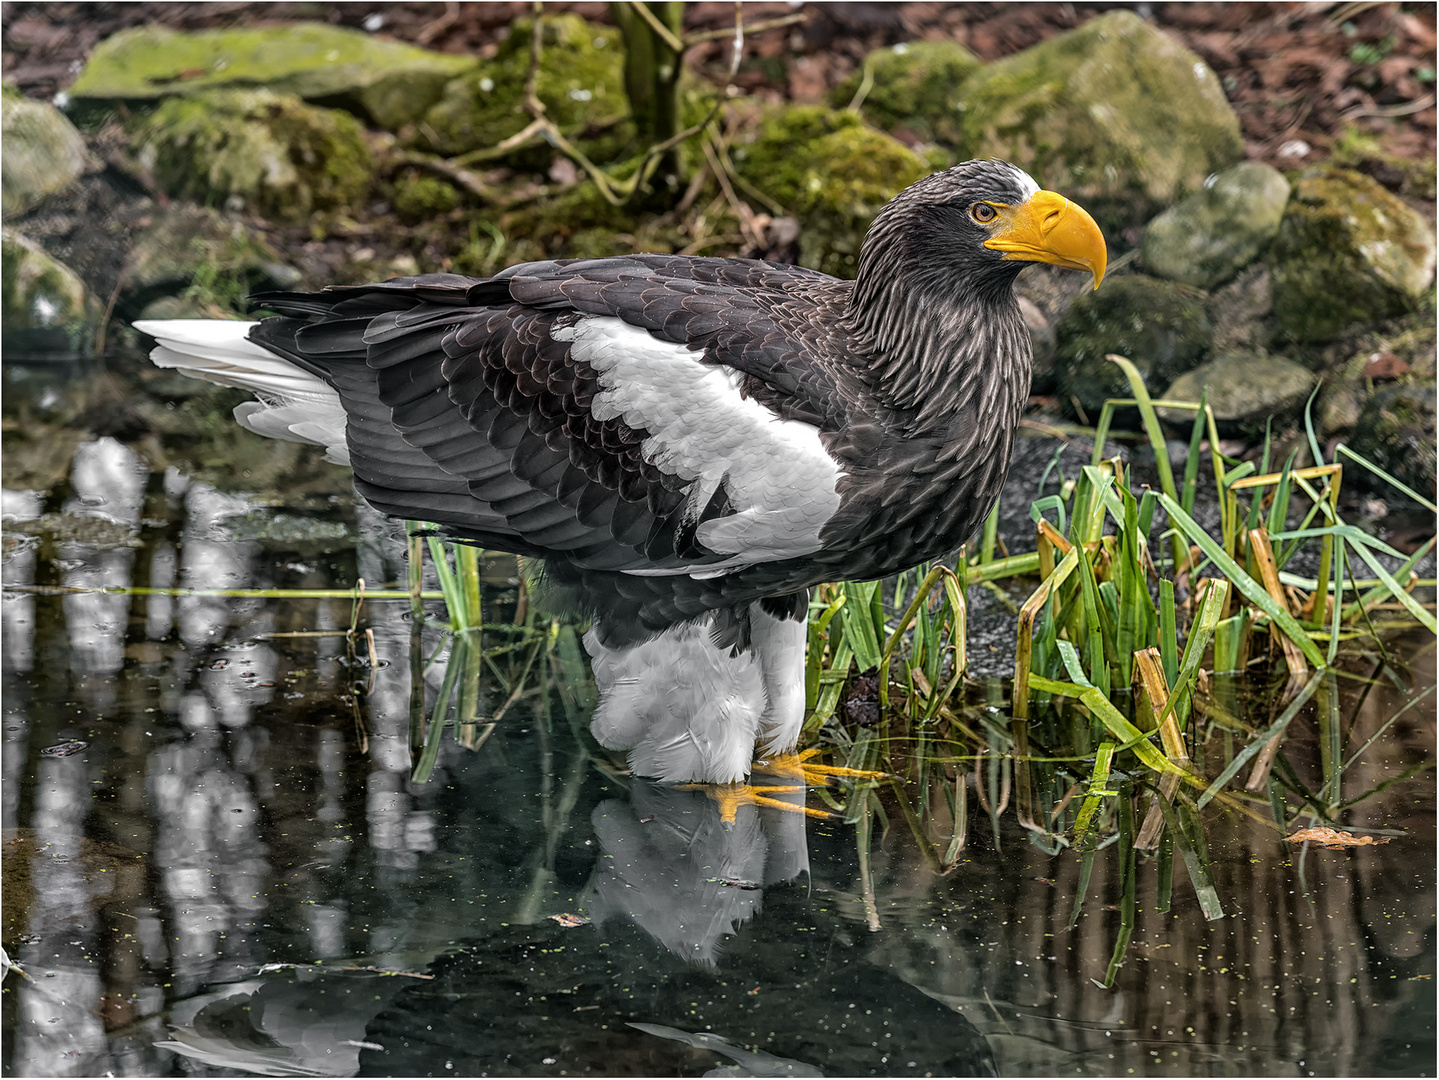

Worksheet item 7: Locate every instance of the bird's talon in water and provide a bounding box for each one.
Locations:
[755,750,889,788]
[676,781,837,824]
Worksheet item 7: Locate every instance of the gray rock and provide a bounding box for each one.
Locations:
[133,89,372,223]
[1345,380,1437,501]
[1,229,97,361]
[1206,265,1273,354]
[1158,352,1317,433]
[67,22,473,131]
[1053,274,1212,422]
[1269,165,1437,343]
[953,10,1244,236]
[1141,162,1290,288]
[1015,262,1096,393]
[1,88,93,216]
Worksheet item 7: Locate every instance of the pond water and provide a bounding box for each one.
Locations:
[2,360,1435,1078]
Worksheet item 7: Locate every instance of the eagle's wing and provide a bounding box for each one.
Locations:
[248,262,852,578]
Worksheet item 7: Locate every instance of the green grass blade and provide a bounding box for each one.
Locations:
[1158,494,1327,668]
[1336,443,1438,512]
[1195,669,1325,809]
[1181,388,1208,515]
[1158,795,1225,921]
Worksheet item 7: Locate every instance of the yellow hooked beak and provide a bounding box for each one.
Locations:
[982,190,1107,290]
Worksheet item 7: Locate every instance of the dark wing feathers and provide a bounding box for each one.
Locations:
[250,260,849,572]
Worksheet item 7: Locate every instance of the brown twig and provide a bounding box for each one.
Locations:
[386,150,499,201]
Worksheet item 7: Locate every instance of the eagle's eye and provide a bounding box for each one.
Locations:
[970,202,999,224]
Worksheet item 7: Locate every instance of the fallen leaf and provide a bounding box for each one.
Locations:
[549,913,590,928]
[1285,827,1392,848]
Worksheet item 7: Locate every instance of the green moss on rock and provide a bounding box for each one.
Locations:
[133,89,371,223]
[1,229,97,360]
[833,41,982,147]
[1053,274,1212,421]
[2,93,92,216]
[1269,165,1437,344]
[392,170,460,224]
[1141,162,1290,289]
[68,22,473,131]
[953,10,1243,236]
[730,106,927,279]
[1346,380,1437,501]
[416,16,628,159]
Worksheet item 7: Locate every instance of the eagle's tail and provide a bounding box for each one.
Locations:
[133,319,351,466]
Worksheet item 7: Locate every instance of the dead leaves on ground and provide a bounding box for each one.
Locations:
[1286,827,1393,849]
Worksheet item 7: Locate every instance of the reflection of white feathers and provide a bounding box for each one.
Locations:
[155,965,409,1077]
[585,780,808,965]
[629,1022,824,1077]
[585,602,806,784]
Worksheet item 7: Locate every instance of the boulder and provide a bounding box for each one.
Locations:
[834,41,983,148]
[730,106,927,279]
[1,86,93,216]
[1014,263,1095,393]
[1053,275,1212,421]
[67,22,473,131]
[1269,165,1437,344]
[1158,352,1317,434]
[953,10,1244,236]
[1141,163,1290,288]
[416,16,627,158]
[132,89,372,223]
[1,230,98,361]
[1345,380,1437,501]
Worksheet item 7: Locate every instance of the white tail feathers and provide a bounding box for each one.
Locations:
[134,319,351,466]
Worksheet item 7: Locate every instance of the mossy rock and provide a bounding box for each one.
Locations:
[133,89,372,223]
[391,170,461,224]
[833,41,983,147]
[1269,165,1437,344]
[1331,124,1438,202]
[486,176,657,271]
[1053,274,1212,422]
[730,106,927,279]
[1157,352,1316,435]
[1,229,98,361]
[1141,163,1290,289]
[953,10,1243,237]
[416,16,627,160]
[1345,379,1437,501]
[67,22,473,131]
[120,204,298,316]
[1,91,93,216]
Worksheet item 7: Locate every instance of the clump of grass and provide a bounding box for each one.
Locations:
[807,353,1435,985]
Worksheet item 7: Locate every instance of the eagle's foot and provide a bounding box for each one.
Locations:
[675,781,836,824]
[754,748,889,789]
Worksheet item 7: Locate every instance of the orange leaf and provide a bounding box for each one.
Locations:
[1285,827,1391,849]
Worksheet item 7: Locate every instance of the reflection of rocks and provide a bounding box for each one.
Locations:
[585,780,809,966]
[1269,165,1437,343]
[953,10,1243,236]
[1158,352,1316,435]
[1141,163,1289,289]
[68,22,473,131]
[1,85,93,216]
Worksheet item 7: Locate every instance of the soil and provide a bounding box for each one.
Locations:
[3,1,1435,171]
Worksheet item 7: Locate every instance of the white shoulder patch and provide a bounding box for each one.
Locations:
[562,317,842,571]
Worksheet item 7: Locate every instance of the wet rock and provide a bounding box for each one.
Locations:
[1206,265,1272,355]
[121,205,298,314]
[1345,380,1437,501]
[1053,275,1212,421]
[1269,165,1437,343]
[1,229,98,361]
[730,106,926,279]
[133,89,372,223]
[833,40,983,148]
[67,22,473,131]
[953,10,1243,237]
[1015,262,1095,393]
[1158,352,1316,434]
[1141,162,1290,288]
[416,16,627,159]
[1,85,93,216]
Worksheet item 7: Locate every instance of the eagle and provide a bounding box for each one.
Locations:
[136,159,1105,787]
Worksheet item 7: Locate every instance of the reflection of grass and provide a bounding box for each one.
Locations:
[811,356,1435,986]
